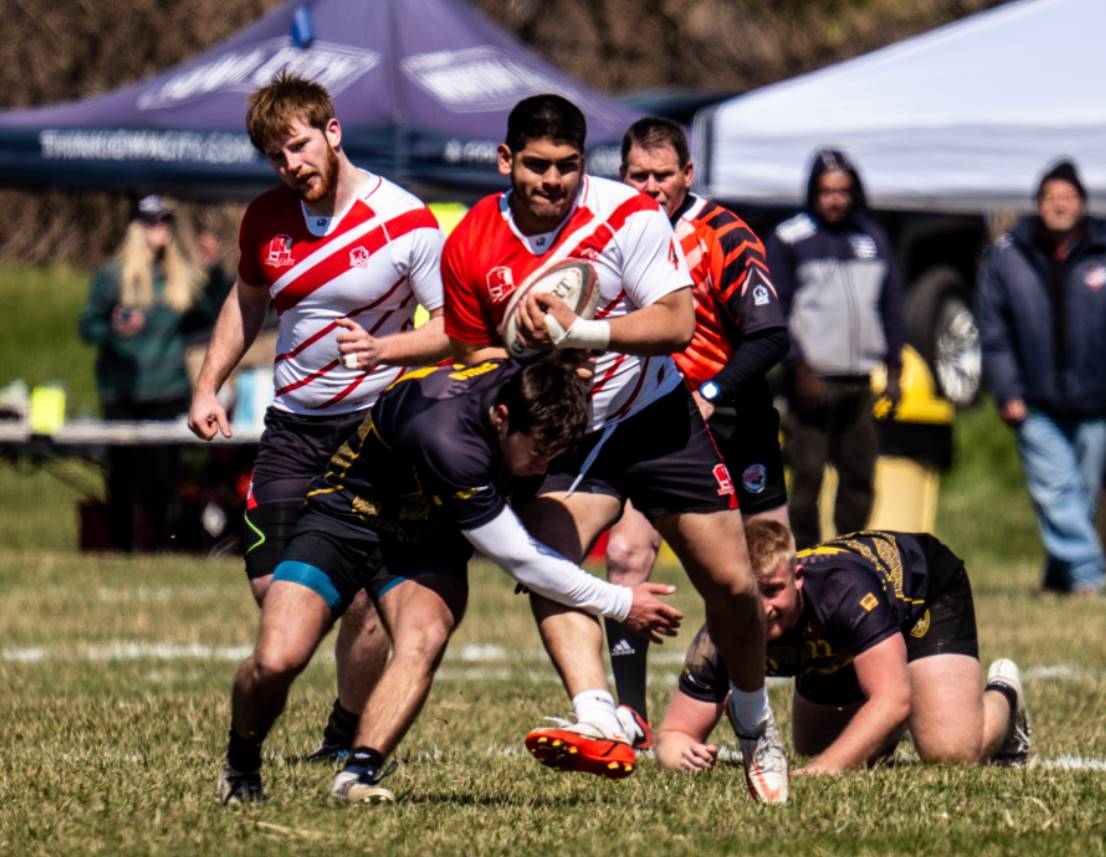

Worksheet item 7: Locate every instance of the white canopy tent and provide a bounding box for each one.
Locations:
[693,0,1106,213]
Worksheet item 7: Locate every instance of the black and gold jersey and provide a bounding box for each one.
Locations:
[304,360,518,542]
[679,531,964,703]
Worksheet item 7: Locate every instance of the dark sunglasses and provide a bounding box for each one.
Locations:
[139,212,174,226]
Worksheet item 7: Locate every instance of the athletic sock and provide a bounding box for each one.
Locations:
[728,683,771,737]
[342,746,385,781]
[571,689,622,736]
[985,681,1018,721]
[321,698,359,749]
[226,728,263,772]
[604,618,650,721]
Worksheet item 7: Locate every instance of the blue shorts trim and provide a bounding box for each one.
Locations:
[273,560,344,614]
[375,566,467,600]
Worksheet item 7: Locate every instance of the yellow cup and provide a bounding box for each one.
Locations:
[29,385,66,435]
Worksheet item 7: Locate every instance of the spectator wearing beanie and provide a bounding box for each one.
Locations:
[977,158,1106,594]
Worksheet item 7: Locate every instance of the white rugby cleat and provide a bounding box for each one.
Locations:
[727,701,789,804]
[986,658,1032,767]
[330,769,396,804]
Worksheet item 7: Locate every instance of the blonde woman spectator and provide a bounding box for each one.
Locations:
[79,195,231,550]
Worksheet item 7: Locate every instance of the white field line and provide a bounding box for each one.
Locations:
[20,584,230,604]
[41,744,1106,772]
[410,746,1106,771]
[0,642,683,666]
[0,642,1101,688]
[1038,755,1106,771]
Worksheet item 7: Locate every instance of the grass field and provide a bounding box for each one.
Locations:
[0,263,99,417]
[3,540,1106,856]
[3,264,1106,854]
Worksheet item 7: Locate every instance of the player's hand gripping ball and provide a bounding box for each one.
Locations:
[500,259,600,358]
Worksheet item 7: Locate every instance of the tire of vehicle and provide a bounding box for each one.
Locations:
[903,266,981,407]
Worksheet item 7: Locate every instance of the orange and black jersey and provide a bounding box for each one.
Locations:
[671,194,787,391]
[679,531,965,703]
[303,360,518,543]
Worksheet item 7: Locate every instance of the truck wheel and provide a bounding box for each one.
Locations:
[904,266,980,407]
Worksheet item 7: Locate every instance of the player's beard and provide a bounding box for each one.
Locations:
[528,192,572,228]
[298,144,340,203]
[512,169,580,232]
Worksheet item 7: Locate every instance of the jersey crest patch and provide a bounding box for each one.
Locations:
[486,266,516,303]
[265,235,295,267]
[712,463,735,497]
[752,284,771,306]
[349,246,371,268]
[859,592,879,612]
[1085,263,1106,291]
[742,463,767,494]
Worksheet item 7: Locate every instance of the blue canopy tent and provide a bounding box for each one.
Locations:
[0,0,640,200]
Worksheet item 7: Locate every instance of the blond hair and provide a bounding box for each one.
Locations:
[117,218,200,312]
[744,520,796,580]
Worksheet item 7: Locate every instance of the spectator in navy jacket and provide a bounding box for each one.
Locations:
[977,159,1106,595]
[767,149,904,549]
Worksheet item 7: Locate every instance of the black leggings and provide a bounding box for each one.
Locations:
[102,395,189,551]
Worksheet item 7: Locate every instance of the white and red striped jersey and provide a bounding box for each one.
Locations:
[443,176,691,432]
[238,172,443,415]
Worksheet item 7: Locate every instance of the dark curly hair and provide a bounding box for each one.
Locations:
[494,358,589,456]
[505,94,587,154]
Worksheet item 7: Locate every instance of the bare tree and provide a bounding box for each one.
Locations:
[0,0,1006,265]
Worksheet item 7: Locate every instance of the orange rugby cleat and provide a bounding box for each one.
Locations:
[524,717,636,779]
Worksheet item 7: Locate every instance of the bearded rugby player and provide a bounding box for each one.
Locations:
[189,72,450,762]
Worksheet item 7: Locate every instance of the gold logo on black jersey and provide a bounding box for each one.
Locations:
[910,609,931,638]
[449,361,499,381]
[351,496,380,519]
[859,592,879,612]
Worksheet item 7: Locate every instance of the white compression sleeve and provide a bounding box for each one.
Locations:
[463,507,632,621]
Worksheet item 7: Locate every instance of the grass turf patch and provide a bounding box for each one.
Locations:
[0,262,99,417]
[1,550,1105,857]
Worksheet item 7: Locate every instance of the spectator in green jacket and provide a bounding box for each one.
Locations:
[79,195,231,550]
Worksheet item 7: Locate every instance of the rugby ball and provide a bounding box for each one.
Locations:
[499,259,601,359]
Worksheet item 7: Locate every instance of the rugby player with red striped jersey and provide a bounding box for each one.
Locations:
[602,117,791,738]
[441,95,788,801]
[188,73,451,764]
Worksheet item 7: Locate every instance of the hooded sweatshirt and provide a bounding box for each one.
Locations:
[766,149,904,377]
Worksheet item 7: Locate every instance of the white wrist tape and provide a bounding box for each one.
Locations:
[544,314,610,351]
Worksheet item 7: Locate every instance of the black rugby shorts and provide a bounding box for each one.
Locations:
[275,508,471,616]
[708,387,787,516]
[243,406,366,579]
[538,385,737,519]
